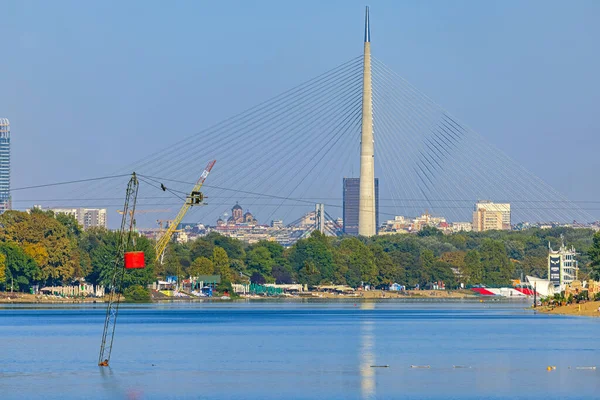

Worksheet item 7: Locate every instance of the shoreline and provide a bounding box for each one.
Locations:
[0,289,536,305]
[535,300,600,317]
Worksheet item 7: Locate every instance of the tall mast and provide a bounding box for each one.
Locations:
[358,6,376,237]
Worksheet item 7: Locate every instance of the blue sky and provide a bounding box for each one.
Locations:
[1,0,599,220]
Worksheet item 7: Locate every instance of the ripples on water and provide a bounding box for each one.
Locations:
[1,301,599,400]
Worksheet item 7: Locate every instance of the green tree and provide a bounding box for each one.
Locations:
[417,226,443,238]
[0,242,41,291]
[82,229,154,289]
[189,257,214,276]
[463,250,483,284]
[588,231,600,280]
[189,239,214,261]
[520,255,547,279]
[480,239,513,286]
[288,231,336,286]
[0,210,77,283]
[370,244,402,285]
[53,211,83,238]
[418,249,436,286]
[0,253,5,285]
[246,247,275,280]
[431,260,457,288]
[124,285,151,302]
[212,246,232,282]
[336,238,377,287]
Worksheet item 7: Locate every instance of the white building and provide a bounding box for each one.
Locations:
[271,219,284,229]
[49,208,107,230]
[451,222,473,232]
[548,237,578,289]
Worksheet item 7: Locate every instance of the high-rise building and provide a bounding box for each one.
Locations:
[0,118,10,212]
[343,177,379,235]
[49,208,107,230]
[472,201,511,232]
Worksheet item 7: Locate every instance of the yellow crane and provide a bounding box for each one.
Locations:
[154,160,216,262]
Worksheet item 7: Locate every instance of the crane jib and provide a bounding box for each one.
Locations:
[154,160,216,263]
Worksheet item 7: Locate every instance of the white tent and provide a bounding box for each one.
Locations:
[526,276,556,297]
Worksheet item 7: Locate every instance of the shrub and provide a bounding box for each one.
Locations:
[124,285,151,302]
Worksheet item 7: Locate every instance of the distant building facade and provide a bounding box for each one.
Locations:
[0,118,10,212]
[548,237,578,288]
[225,203,256,226]
[343,177,379,235]
[473,201,511,232]
[451,222,473,232]
[49,208,107,230]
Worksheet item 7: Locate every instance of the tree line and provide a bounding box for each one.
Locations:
[1,209,599,292]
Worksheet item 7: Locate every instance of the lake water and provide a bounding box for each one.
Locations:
[1,300,599,399]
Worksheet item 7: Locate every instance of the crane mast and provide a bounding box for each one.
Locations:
[154,160,216,262]
[98,173,139,367]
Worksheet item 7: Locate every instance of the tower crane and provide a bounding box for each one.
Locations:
[154,160,216,263]
[98,173,140,367]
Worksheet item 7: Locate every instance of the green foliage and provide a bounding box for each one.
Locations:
[418,249,436,286]
[212,246,232,282]
[289,231,335,286]
[480,239,513,286]
[336,237,377,287]
[0,253,5,284]
[0,209,595,293]
[463,250,483,284]
[589,231,600,280]
[189,257,214,276]
[246,247,275,279]
[124,285,151,302]
[0,242,41,291]
[0,210,78,283]
[79,228,155,289]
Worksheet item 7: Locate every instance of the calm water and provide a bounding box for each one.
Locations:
[1,300,599,399]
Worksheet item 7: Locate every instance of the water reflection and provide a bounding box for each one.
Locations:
[360,303,375,400]
[99,366,144,400]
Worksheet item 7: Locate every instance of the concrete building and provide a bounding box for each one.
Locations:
[49,208,107,230]
[412,212,446,232]
[548,237,578,289]
[343,177,379,235]
[472,208,503,232]
[0,118,10,212]
[473,201,511,231]
[451,222,473,233]
[472,201,510,232]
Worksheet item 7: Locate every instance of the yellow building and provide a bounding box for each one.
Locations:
[472,201,511,232]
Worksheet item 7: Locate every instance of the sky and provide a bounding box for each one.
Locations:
[0,0,599,222]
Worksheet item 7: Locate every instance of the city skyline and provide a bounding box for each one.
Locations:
[1,2,599,227]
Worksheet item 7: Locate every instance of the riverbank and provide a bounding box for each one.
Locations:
[0,292,108,304]
[1,289,479,303]
[537,300,600,317]
[299,289,476,299]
